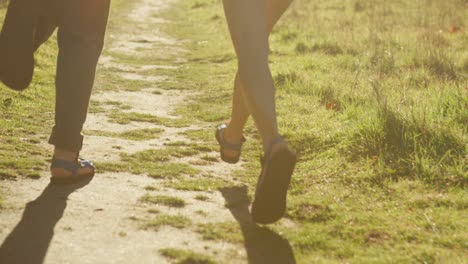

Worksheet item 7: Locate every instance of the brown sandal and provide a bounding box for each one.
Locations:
[215,124,246,164]
[50,157,95,184]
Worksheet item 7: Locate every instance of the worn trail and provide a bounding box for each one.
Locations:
[0,0,250,263]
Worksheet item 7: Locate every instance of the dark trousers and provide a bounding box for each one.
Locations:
[2,0,110,152]
[46,0,110,152]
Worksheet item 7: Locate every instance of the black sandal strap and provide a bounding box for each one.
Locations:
[216,124,246,151]
[50,159,79,177]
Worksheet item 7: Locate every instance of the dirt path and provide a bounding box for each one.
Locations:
[0,0,252,263]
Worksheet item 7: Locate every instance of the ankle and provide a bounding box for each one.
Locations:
[53,148,78,161]
[263,135,287,155]
[224,123,244,144]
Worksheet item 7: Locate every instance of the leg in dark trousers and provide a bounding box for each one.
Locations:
[48,0,110,182]
[0,0,37,90]
[0,0,110,181]
[48,0,110,152]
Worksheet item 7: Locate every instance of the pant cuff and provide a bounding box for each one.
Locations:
[48,127,83,152]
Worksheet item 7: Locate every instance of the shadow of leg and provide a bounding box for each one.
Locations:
[220,186,296,264]
[0,179,91,264]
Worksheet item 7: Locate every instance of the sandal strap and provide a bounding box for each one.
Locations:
[217,124,246,152]
[79,158,95,170]
[50,158,79,177]
[78,158,96,173]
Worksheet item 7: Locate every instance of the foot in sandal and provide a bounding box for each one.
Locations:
[215,123,246,164]
[251,139,296,224]
[50,149,95,184]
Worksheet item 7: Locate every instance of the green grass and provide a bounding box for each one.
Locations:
[196,222,243,244]
[157,0,467,262]
[144,185,160,191]
[107,111,191,128]
[143,214,192,230]
[164,177,232,192]
[98,160,199,179]
[160,248,215,264]
[1,0,467,262]
[140,194,186,208]
[83,128,164,141]
[194,194,209,201]
[89,98,133,112]
[96,146,202,177]
[0,6,56,179]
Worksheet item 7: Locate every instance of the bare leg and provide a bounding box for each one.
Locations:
[222,0,293,158]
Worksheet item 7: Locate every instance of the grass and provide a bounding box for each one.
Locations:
[194,194,209,201]
[144,185,160,191]
[96,147,202,177]
[1,0,466,262]
[97,159,199,179]
[140,194,186,208]
[0,6,56,180]
[196,222,243,244]
[107,111,191,128]
[143,214,192,231]
[159,248,215,264]
[83,128,164,141]
[164,177,232,192]
[156,0,467,262]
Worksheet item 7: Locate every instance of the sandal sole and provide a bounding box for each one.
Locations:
[50,172,95,185]
[251,148,296,224]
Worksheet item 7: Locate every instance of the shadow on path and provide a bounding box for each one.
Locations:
[220,186,296,264]
[0,179,91,264]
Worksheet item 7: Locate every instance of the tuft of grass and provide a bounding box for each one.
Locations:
[140,194,186,208]
[178,129,216,142]
[165,177,231,192]
[98,160,199,179]
[159,0,468,262]
[97,148,200,178]
[412,32,459,80]
[295,40,345,56]
[196,222,243,244]
[25,172,41,179]
[83,128,164,141]
[96,70,154,92]
[107,111,191,128]
[160,248,215,264]
[88,101,106,113]
[144,185,159,191]
[148,209,160,214]
[286,202,335,222]
[348,103,466,186]
[103,100,133,110]
[194,210,208,217]
[194,194,209,201]
[143,214,192,231]
[165,141,190,147]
